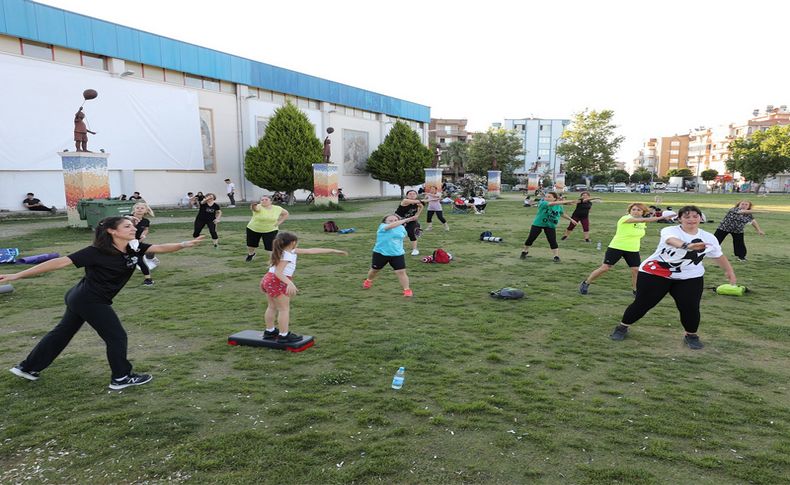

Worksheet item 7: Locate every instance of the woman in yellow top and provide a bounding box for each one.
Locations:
[245,195,289,262]
[579,203,670,295]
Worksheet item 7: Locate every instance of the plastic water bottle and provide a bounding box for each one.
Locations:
[391,367,405,390]
[596,241,602,250]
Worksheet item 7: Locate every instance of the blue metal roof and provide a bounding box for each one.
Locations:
[0,0,431,122]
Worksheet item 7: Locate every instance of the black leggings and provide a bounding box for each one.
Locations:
[622,272,704,333]
[426,210,446,224]
[19,288,132,379]
[714,229,746,259]
[404,221,419,242]
[193,219,218,239]
[524,225,558,249]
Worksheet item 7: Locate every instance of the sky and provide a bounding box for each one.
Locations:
[37,0,789,162]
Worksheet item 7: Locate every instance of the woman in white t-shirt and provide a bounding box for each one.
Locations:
[259,232,347,343]
[610,205,737,349]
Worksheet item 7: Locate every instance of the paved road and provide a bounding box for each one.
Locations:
[1,201,398,238]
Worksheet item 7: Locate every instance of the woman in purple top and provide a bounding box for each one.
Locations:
[423,186,449,231]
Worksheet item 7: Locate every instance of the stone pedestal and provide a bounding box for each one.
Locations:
[527,173,540,193]
[59,152,110,227]
[424,168,443,194]
[487,170,501,198]
[312,163,339,206]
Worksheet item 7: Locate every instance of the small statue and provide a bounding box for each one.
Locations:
[323,127,334,163]
[74,107,96,152]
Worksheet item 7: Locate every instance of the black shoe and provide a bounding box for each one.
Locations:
[109,373,153,390]
[520,252,528,260]
[579,280,590,295]
[684,334,704,350]
[553,256,561,263]
[143,279,154,286]
[584,239,591,243]
[245,253,256,262]
[610,324,629,341]
[737,257,747,262]
[561,236,568,241]
[10,365,40,381]
[263,328,278,339]
[277,332,303,343]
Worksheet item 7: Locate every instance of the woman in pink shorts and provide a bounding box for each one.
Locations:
[260,232,347,343]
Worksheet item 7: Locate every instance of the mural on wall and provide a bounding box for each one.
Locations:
[199,108,216,171]
[343,129,369,175]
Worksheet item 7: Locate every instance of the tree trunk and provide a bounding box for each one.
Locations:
[287,191,295,206]
[399,186,405,198]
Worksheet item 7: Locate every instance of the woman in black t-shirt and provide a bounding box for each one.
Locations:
[1,216,203,390]
[561,191,601,243]
[193,193,222,248]
[130,202,158,286]
[395,190,424,256]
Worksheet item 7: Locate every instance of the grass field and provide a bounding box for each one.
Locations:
[1,193,789,484]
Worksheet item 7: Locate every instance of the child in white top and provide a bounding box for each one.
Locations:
[259,232,347,343]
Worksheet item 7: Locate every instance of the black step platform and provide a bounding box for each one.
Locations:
[227,330,314,352]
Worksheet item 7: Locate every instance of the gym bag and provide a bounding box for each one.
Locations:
[323,220,339,232]
[432,248,451,264]
[490,288,525,300]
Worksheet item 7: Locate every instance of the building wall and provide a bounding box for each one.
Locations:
[0,4,429,210]
[657,135,689,176]
[505,118,569,175]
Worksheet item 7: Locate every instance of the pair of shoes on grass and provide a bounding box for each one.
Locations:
[263,329,303,343]
[362,279,412,297]
[608,326,704,349]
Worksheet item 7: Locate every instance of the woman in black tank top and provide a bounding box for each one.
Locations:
[395,190,424,256]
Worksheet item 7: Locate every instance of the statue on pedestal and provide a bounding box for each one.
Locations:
[74,89,98,152]
[323,127,334,163]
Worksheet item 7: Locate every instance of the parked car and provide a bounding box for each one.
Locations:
[592,184,609,192]
[572,184,588,192]
[652,182,667,190]
[664,185,680,193]
[613,183,630,193]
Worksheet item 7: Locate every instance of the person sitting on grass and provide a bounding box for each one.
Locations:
[22,193,56,213]
[260,232,347,343]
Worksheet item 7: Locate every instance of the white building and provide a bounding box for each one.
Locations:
[504,118,570,177]
[0,0,430,211]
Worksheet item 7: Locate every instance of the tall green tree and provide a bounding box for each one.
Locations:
[727,125,790,192]
[443,140,469,181]
[244,103,321,205]
[609,169,630,183]
[630,167,653,184]
[700,169,718,182]
[667,168,694,178]
[466,128,524,176]
[556,109,624,175]
[367,121,433,197]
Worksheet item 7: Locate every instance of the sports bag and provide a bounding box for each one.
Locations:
[480,231,493,240]
[490,287,525,300]
[323,220,339,232]
[432,248,451,264]
[716,284,747,296]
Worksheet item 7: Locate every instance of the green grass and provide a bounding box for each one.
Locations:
[1,193,789,484]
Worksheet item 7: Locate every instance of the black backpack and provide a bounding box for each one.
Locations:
[490,288,525,300]
[323,221,339,232]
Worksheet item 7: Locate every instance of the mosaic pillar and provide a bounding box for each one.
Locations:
[554,173,566,192]
[527,173,540,192]
[312,163,338,206]
[59,152,110,227]
[424,168,442,194]
[487,170,501,198]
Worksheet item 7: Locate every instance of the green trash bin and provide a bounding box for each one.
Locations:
[78,199,135,229]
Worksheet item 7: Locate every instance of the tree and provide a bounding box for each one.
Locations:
[630,167,652,184]
[367,121,433,197]
[466,128,524,176]
[667,168,694,178]
[609,169,630,183]
[565,170,585,186]
[727,125,790,193]
[556,109,624,175]
[443,140,468,181]
[700,169,718,182]
[244,103,321,205]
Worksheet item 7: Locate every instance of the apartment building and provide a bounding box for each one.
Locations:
[657,135,690,176]
[504,118,570,176]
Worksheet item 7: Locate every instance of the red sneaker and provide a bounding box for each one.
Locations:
[403,288,413,297]
[362,279,373,289]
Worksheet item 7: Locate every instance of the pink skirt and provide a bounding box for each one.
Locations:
[261,272,292,297]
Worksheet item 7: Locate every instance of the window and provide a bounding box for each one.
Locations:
[444,125,452,133]
[538,149,550,157]
[309,100,320,110]
[81,52,106,70]
[539,136,551,145]
[202,79,220,91]
[185,74,203,88]
[670,140,680,146]
[272,93,285,104]
[362,111,373,120]
[670,150,679,155]
[259,90,273,102]
[21,40,52,60]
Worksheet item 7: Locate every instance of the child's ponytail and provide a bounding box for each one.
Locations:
[269,231,298,268]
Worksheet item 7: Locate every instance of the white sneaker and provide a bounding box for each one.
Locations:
[411,249,420,256]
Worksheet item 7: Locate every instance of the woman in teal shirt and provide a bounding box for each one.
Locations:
[520,192,578,262]
[362,213,418,297]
